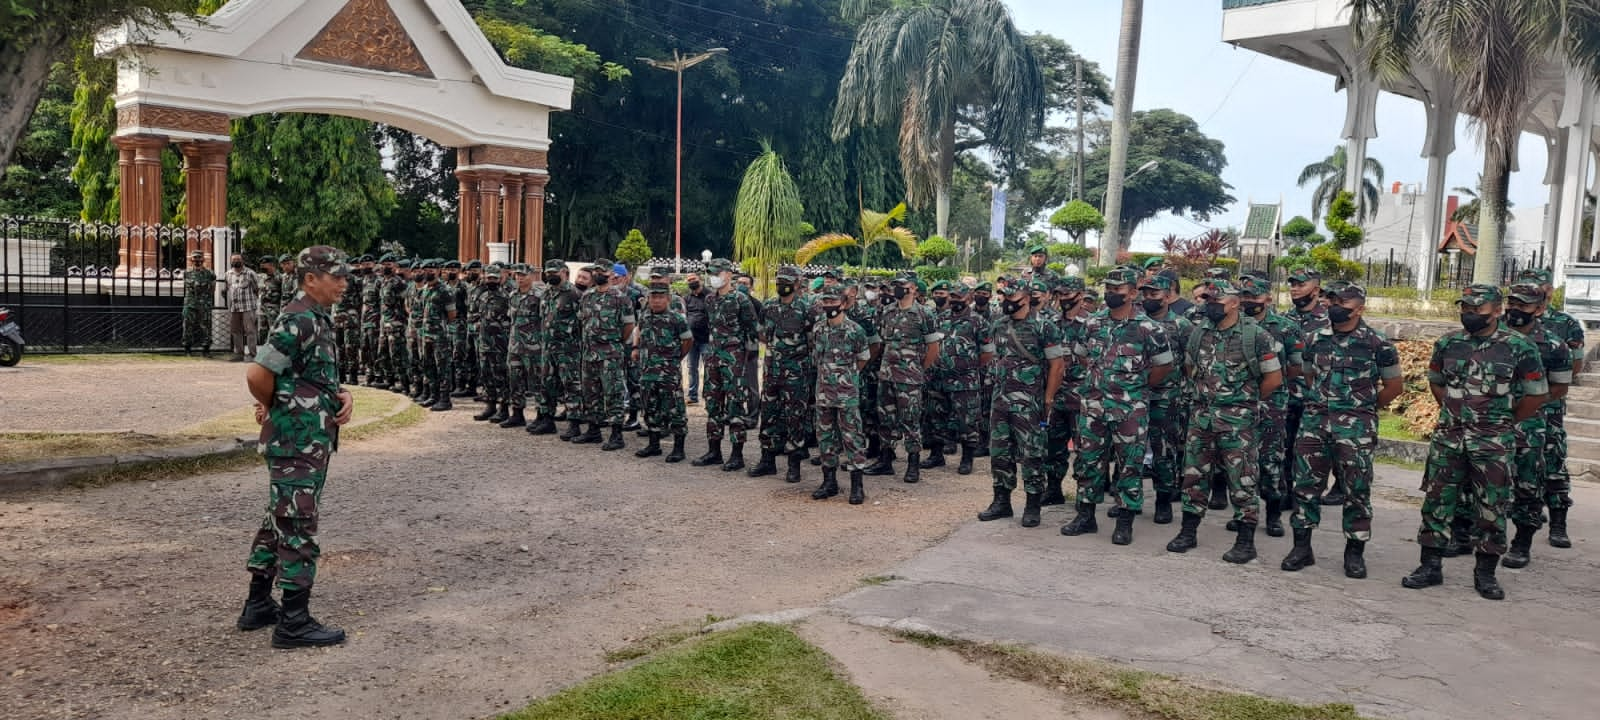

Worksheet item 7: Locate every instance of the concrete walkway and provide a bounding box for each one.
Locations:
[832,465,1599,720]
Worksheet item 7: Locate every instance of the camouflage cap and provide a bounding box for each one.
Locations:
[1287,267,1320,283]
[464,259,483,270]
[998,275,1024,293]
[705,258,733,273]
[543,259,566,272]
[592,258,614,271]
[1203,267,1233,281]
[484,265,503,280]
[647,280,672,295]
[1517,267,1554,285]
[260,254,279,265]
[396,258,413,269]
[1139,274,1174,292]
[974,281,994,292]
[1456,283,1503,307]
[818,286,843,302]
[948,282,971,296]
[1027,243,1048,255]
[1238,274,1272,296]
[1332,282,1368,302]
[1102,266,1140,286]
[893,271,918,285]
[296,245,351,277]
[1508,282,1546,304]
[443,259,462,270]
[1204,278,1241,296]
[511,263,532,274]
[280,253,297,264]
[1321,280,1348,298]
[1025,279,1050,294]
[377,253,396,264]
[823,267,843,279]
[416,259,435,269]
[1158,268,1182,286]
[1084,288,1101,300]
[775,266,800,282]
[189,249,205,259]
[1058,275,1086,292]
[648,267,670,280]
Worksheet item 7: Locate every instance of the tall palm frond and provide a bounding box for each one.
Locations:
[794,202,918,269]
[732,141,805,292]
[1296,145,1385,223]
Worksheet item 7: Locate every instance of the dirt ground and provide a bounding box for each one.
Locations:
[0,398,988,720]
[0,358,254,433]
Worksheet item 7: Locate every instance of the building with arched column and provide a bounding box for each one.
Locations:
[94,0,573,272]
[1221,0,1600,297]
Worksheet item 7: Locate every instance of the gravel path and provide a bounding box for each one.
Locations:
[0,358,254,433]
[0,399,986,719]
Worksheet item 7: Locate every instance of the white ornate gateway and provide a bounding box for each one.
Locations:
[95,0,574,270]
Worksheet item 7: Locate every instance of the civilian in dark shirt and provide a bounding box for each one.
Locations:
[682,273,711,403]
[1161,269,1193,317]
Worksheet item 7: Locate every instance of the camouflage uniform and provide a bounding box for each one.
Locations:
[702,261,760,446]
[1240,275,1304,512]
[875,282,944,458]
[507,270,544,415]
[476,272,511,408]
[420,272,454,398]
[1503,287,1572,532]
[931,295,992,454]
[540,263,583,421]
[444,267,469,393]
[1520,269,1584,527]
[181,256,216,353]
[1285,281,1331,493]
[812,308,872,473]
[258,262,282,346]
[1139,275,1193,506]
[848,296,884,452]
[636,292,692,438]
[404,272,426,392]
[359,262,383,382]
[578,266,635,428]
[462,262,486,391]
[1043,277,1089,488]
[378,266,409,388]
[989,291,1066,495]
[334,268,363,381]
[758,269,817,456]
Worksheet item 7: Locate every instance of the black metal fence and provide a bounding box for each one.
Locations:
[1,217,234,353]
[1237,247,1546,291]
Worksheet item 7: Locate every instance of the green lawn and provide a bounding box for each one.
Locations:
[501,623,887,720]
[1378,411,1424,442]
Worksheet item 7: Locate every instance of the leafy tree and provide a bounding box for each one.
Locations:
[1049,199,1104,244]
[1296,145,1384,223]
[0,61,77,218]
[374,124,456,258]
[615,227,653,268]
[1281,215,1317,243]
[917,236,958,265]
[732,143,805,290]
[795,203,918,272]
[1324,191,1365,250]
[915,264,960,282]
[1082,109,1232,241]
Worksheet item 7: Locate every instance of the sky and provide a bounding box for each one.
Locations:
[1006,0,1552,252]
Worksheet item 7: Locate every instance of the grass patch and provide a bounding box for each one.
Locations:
[0,431,216,464]
[67,449,260,489]
[859,575,896,586]
[602,623,704,664]
[502,623,887,720]
[1378,411,1424,442]
[341,394,426,442]
[893,630,1364,720]
[1375,455,1425,472]
[178,386,410,438]
[26,352,198,364]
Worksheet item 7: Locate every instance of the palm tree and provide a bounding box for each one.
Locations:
[733,142,806,293]
[793,202,918,272]
[1449,174,1513,226]
[1099,0,1145,264]
[1349,1,1600,281]
[1296,146,1384,223]
[832,0,1045,239]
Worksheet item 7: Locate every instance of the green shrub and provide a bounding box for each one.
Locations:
[917,236,958,265]
[615,228,653,268]
[915,264,959,282]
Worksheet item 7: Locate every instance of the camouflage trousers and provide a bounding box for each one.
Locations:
[1041,396,1078,484]
[541,345,581,416]
[1179,420,1260,524]
[580,349,627,426]
[817,404,866,471]
[379,325,408,385]
[1544,411,1574,512]
[639,377,688,436]
[876,380,924,454]
[360,324,381,379]
[1147,395,1187,498]
[451,325,472,390]
[477,332,508,403]
[336,323,362,377]
[759,357,814,454]
[1418,431,1512,555]
[979,372,995,449]
[928,375,983,450]
[405,329,423,387]
[182,304,212,350]
[420,334,451,391]
[1074,405,1149,512]
[1290,410,1376,540]
[258,308,279,346]
[990,391,1047,494]
[246,456,328,592]
[1255,400,1289,504]
[703,347,752,443]
[506,347,542,411]
[858,365,881,437]
[1508,422,1550,529]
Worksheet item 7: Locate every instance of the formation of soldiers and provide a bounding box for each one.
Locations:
[317,245,1580,601]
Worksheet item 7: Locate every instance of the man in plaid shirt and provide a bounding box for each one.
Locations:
[225,253,262,361]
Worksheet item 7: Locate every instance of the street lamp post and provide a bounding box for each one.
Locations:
[1098,160,1159,215]
[638,48,727,275]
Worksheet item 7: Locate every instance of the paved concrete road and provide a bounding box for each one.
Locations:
[833,465,1600,720]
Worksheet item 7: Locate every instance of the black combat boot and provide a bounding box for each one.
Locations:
[1281,528,1316,571]
[236,574,280,631]
[600,424,625,451]
[450,385,474,398]
[691,440,724,467]
[1166,513,1201,553]
[1112,512,1135,546]
[572,423,602,444]
[498,407,526,428]
[473,401,498,422]
[812,468,839,500]
[1152,490,1174,525]
[1501,524,1535,568]
[488,403,510,425]
[1442,518,1474,558]
[559,419,583,441]
[1474,552,1506,600]
[865,434,881,460]
[902,452,921,484]
[1208,477,1229,510]
[1019,492,1043,528]
[429,388,453,412]
[1548,508,1572,548]
[622,410,641,432]
[635,432,662,458]
[270,587,346,649]
[1263,498,1285,537]
[722,441,745,472]
[957,444,975,475]
[665,434,686,463]
[1320,479,1347,506]
[919,444,945,469]
[416,387,435,408]
[526,414,556,435]
[1040,478,1067,506]
[748,451,778,478]
[977,488,1013,521]
[785,452,803,483]
[863,448,896,476]
[1344,538,1367,579]
[1222,523,1257,564]
[1401,547,1445,589]
[1059,502,1098,536]
[848,470,866,505]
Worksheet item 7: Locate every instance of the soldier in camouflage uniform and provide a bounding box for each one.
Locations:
[1164,278,1283,563]
[811,286,873,504]
[1500,282,1572,569]
[1041,277,1088,503]
[1022,244,1061,291]
[403,261,427,401]
[1280,283,1403,578]
[239,245,351,649]
[378,256,409,392]
[854,281,888,460]
[182,250,216,357]
[977,279,1066,527]
[472,267,512,423]
[359,255,385,387]
[1284,268,1337,505]
[1063,267,1174,545]
[1135,272,1192,524]
[538,260,582,437]
[277,253,299,308]
[1516,268,1582,549]
[1402,284,1547,600]
[633,279,692,461]
[971,281,997,457]
[502,264,542,428]
[751,267,816,482]
[418,261,455,410]
[574,259,635,450]
[333,254,364,383]
[865,273,944,483]
[258,255,282,347]
[692,258,760,471]
[440,260,468,398]
[926,282,992,475]
[1239,273,1304,537]
[456,260,484,397]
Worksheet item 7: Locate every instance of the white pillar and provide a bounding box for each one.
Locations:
[1589,150,1600,262]
[1340,61,1380,213]
[1555,69,1595,286]
[1544,131,1566,261]
[1418,72,1457,291]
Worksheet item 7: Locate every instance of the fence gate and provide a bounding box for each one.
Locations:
[0,217,234,353]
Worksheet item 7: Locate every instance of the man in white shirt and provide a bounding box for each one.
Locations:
[225,253,261,361]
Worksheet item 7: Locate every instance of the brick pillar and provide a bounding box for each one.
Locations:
[475,170,506,261]
[181,140,231,266]
[114,134,168,275]
[455,168,479,262]
[523,174,549,270]
[502,175,524,264]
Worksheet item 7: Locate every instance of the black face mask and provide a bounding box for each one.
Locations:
[1141,298,1165,315]
[933,296,947,308]
[1460,311,1493,333]
[446,273,458,282]
[1506,308,1535,328]
[575,282,589,291]
[777,284,795,297]
[947,301,966,313]
[1103,292,1127,310]
[1241,301,1265,317]
[1204,302,1228,324]
[230,261,243,269]
[973,295,990,308]
[892,285,909,300]
[592,274,609,286]
[466,273,479,283]
[687,282,701,292]
[1002,298,1025,315]
[544,274,560,285]
[824,306,842,319]
[880,294,895,306]
[382,267,394,276]
[423,272,437,283]
[1060,298,1080,312]
[1292,294,1314,309]
[1327,305,1355,325]
[484,282,500,291]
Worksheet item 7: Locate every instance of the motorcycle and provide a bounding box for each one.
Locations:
[0,305,23,367]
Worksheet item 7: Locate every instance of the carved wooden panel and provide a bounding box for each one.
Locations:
[297,0,435,79]
[116,104,231,136]
[468,145,548,170]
